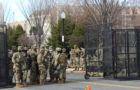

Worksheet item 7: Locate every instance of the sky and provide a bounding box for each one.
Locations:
[0,0,130,23]
[0,0,27,22]
[0,0,68,22]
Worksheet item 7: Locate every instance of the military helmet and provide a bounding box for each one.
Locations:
[49,46,52,51]
[40,45,45,49]
[56,47,61,51]
[49,46,52,49]
[62,48,66,53]
[40,49,45,53]
[74,44,78,49]
[45,48,48,51]
[18,46,23,51]
[32,45,36,49]
[12,46,16,50]
[24,47,28,51]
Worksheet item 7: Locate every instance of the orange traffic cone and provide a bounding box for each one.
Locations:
[86,85,91,90]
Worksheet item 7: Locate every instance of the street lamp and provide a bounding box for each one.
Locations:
[61,11,66,48]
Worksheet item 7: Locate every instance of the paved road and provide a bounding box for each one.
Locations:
[1,73,140,90]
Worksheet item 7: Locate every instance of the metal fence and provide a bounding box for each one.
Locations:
[0,25,8,86]
[84,24,104,79]
[84,24,140,79]
[113,29,140,79]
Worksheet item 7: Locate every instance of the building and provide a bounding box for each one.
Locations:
[114,6,140,29]
[7,21,26,30]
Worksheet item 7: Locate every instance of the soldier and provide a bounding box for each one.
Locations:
[26,47,32,82]
[98,43,103,61]
[21,47,28,86]
[29,46,39,84]
[69,48,75,68]
[47,47,55,82]
[37,49,47,85]
[58,48,67,84]
[23,47,31,70]
[8,46,16,85]
[80,47,85,71]
[52,48,62,83]
[73,45,80,71]
[12,46,25,87]
[41,46,49,81]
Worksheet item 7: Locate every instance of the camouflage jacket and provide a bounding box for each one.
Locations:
[37,54,46,69]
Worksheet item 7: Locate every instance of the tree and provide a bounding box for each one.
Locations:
[47,14,84,50]
[83,0,127,25]
[20,0,54,50]
[18,34,33,47]
[7,26,16,49]
[7,24,25,49]
[69,24,84,48]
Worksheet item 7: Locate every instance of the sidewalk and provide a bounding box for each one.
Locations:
[66,68,85,75]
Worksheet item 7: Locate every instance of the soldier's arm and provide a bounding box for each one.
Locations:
[12,53,18,64]
[37,55,42,64]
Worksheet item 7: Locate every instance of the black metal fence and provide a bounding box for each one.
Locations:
[84,24,140,79]
[113,29,140,78]
[84,24,102,72]
[0,25,8,86]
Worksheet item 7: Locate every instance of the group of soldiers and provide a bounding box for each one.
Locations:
[8,45,67,88]
[69,45,85,71]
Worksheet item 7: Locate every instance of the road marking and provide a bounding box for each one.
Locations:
[68,80,140,89]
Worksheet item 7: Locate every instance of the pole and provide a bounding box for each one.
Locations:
[62,19,65,48]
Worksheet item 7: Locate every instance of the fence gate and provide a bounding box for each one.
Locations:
[112,29,140,79]
[0,25,8,86]
[84,24,113,79]
[84,24,140,79]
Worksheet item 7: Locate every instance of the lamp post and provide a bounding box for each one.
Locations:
[61,11,66,48]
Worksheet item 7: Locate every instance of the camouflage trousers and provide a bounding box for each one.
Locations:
[13,68,28,84]
[13,64,21,84]
[21,70,28,82]
[49,65,55,80]
[14,71,21,84]
[70,57,74,67]
[38,66,47,82]
[59,66,66,80]
[29,61,39,82]
[80,57,85,68]
[74,57,80,68]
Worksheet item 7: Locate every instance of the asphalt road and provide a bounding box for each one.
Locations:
[1,73,140,90]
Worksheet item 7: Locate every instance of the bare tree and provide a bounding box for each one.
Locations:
[19,0,54,50]
[18,34,33,47]
[0,1,11,24]
[82,0,127,25]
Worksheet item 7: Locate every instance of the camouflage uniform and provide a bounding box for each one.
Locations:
[51,48,61,82]
[37,49,47,85]
[29,46,39,84]
[69,49,75,68]
[8,46,16,85]
[12,46,25,87]
[41,46,49,81]
[80,48,85,70]
[58,48,67,83]
[21,47,28,86]
[73,45,80,70]
[47,48,54,82]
